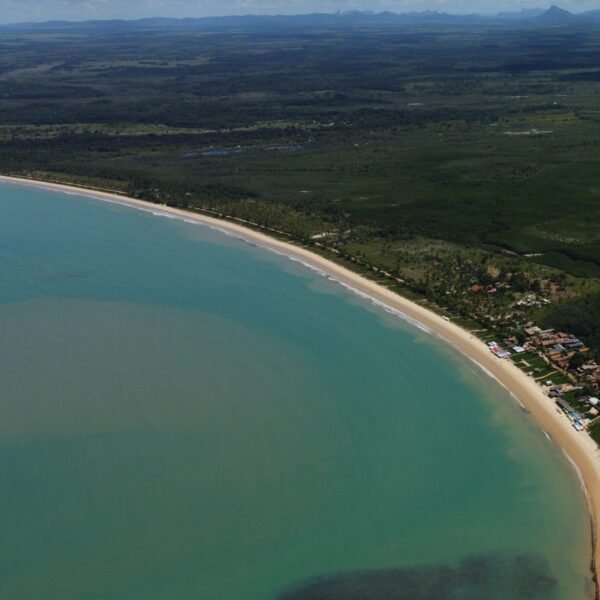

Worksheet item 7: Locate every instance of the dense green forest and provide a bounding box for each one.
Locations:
[541,292,600,361]
[0,19,599,351]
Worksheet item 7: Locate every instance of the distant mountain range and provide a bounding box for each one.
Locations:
[3,6,600,31]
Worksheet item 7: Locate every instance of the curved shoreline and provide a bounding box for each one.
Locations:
[2,174,600,596]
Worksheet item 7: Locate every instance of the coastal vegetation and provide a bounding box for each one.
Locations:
[0,23,599,266]
[541,292,600,361]
[1,17,599,412]
[2,14,600,596]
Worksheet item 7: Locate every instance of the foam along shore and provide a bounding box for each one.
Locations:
[3,174,600,592]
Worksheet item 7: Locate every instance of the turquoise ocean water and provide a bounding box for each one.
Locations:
[0,182,593,599]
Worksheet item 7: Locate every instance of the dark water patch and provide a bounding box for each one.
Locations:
[279,555,558,600]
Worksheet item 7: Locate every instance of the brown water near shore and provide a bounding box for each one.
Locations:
[1,174,597,598]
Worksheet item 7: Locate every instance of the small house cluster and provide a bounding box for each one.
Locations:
[482,323,600,436]
[523,327,588,373]
[515,293,551,308]
[555,398,588,431]
[577,362,600,388]
[487,340,511,359]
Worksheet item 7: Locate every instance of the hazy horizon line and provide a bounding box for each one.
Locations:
[1,4,593,27]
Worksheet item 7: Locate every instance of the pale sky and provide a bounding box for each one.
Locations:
[1,0,599,24]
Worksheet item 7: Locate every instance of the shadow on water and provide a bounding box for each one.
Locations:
[279,555,558,600]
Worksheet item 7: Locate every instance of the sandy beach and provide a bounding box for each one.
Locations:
[3,173,600,594]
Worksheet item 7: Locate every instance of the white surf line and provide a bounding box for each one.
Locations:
[290,249,540,420]
[1,177,547,401]
[331,278,433,334]
[565,449,590,495]
[266,250,434,334]
[0,178,560,415]
[115,191,565,449]
[434,330,530,412]
[467,359,529,411]
[4,174,600,592]
[39,180,435,335]
[0,178,467,338]
[5,179,475,344]
[146,202,437,336]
